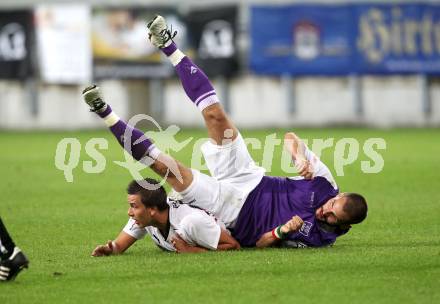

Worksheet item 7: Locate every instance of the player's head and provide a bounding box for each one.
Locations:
[126,178,168,227]
[315,192,367,226]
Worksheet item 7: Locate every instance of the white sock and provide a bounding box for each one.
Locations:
[169,49,185,66]
[147,146,161,160]
[103,112,120,127]
[197,94,220,112]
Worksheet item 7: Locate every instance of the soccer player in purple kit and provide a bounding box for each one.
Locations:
[84,15,367,250]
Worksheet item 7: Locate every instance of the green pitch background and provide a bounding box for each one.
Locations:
[0,128,439,303]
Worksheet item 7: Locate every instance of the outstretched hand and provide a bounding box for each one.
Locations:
[92,240,116,257]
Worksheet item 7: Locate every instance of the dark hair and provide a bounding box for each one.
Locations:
[127,178,168,211]
[342,193,368,224]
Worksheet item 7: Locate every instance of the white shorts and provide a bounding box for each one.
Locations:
[178,134,265,227]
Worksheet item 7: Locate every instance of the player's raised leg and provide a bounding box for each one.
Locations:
[147,15,265,194]
[82,85,193,192]
[147,15,238,145]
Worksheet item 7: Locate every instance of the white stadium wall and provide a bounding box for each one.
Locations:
[1,76,439,129]
[362,76,424,127]
[0,81,128,130]
[429,78,440,123]
[165,75,440,128]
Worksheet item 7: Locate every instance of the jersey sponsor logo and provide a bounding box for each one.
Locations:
[299,221,313,237]
[169,199,182,209]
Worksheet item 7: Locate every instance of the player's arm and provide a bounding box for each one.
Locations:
[171,234,208,253]
[284,132,313,179]
[171,213,240,253]
[216,228,241,251]
[284,132,337,188]
[256,216,304,248]
[91,231,136,257]
[172,228,240,253]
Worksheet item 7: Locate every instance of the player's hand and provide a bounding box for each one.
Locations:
[171,235,191,253]
[281,216,304,234]
[284,133,313,180]
[295,157,314,180]
[91,240,115,257]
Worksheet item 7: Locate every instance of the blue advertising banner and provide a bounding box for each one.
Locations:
[354,4,440,74]
[250,4,440,75]
[251,5,355,75]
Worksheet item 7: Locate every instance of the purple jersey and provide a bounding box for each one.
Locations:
[232,176,349,247]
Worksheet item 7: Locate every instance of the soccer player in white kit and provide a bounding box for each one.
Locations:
[91,178,239,255]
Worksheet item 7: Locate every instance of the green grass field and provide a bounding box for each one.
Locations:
[0,128,439,303]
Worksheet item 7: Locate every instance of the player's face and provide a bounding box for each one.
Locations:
[127,194,152,228]
[315,193,349,225]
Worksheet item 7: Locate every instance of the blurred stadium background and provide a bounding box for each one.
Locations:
[1,1,439,303]
[0,0,439,129]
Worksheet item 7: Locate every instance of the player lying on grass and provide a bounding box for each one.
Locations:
[85,15,368,249]
[91,178,240,255]
[147,15,368,248]
[0,217,29,281]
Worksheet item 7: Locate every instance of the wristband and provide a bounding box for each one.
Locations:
[272,225,288,240]
[271,228,280,239]
[111,241,118,254]
[277,225,288,239]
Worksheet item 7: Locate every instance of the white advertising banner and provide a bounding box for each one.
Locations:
[36,4,92,84]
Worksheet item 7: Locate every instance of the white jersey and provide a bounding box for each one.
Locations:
[123,198,225,252]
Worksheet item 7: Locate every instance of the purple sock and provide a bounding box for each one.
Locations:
[95,105,155,161]
[110,121,155,161]
[96,105,112,118]
[161,42,177,56]
[161,42,219,111]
